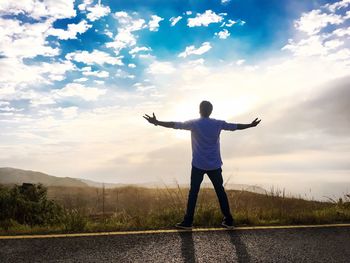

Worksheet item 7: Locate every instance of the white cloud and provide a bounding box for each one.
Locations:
[324,0,350,12]
[0,106,23,112]
[106,30,136,52]
[80,66,109,78]
[0,101,10,106]
[66,50,123,65]
[128,63,136,68]
[133,82,156,92]
[148,15,164,31]
[94,80,105,85]
[106,12,146,54]
[346,10,350,19]
[326,48,350,61]
[78,0,93,11]
[225,19,237,27]
[187,10,224,27]
[49,20,92,40]
[236,59,245,65]
[129,46,151,54]
[116,69,135,79]
[83,70,109,78]
[86,4,111,22]
[74,77,89,82]
[129,46,151,57]
[53,83,106,101]
[221,0,231,4]
[215,29,230,39]
[0,0,76,20]
[185,11,192,15]
[43,60,76,81]
[104,29,113,38]
[324,39,344,50]
[0,58,75,101]
[147,61,176,74]
[178,42,212,58]
[333,26,350,37]
[295,9,344,35]
[59,106,79,118]
[282,36,328,56]
[0,18,59,59]
[169,16,182,26]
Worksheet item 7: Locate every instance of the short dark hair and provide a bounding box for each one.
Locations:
[199,100,213,117]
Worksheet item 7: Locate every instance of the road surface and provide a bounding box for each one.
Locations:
[1,225,350,262]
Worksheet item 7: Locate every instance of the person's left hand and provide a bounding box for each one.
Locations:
[251,118,261,127]
[143,113,158,125]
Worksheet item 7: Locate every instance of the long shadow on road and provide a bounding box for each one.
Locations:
[226,230,250,263]
[178,230,250,263]
[178,231,195,263]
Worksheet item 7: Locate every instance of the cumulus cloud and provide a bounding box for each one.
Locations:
[82,67,109,78]
[224,19,236,27]
[0,18,59,59]
[0,0,76,20]
[169,16,182,26]
[148,15,164,31]
[66,50,123,65]
[333,26,350,37]
[215,29,230,39]
[49,20,92,40]
[129,46,151,56]
[86,4,111,22]
[0,58,75,101]
[295,9,344,35]
[324,0,350,12]
[74,77,89,82]
[78,0,93,11]
[147,61,176,74]
[187,10,224,27]
[53,83,106,101]
[116,69,135,79]
[282,4,350,61]
[178,42,212,58]
[106,11,146,54]
[236,59,245,65]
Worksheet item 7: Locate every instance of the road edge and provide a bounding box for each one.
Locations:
[1,223,350,240]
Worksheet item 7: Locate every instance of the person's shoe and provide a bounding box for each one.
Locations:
[175,221,193,230]
[221,220,235,230]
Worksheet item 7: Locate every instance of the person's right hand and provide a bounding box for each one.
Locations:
[251,118,261,127]
[143,113,158,125]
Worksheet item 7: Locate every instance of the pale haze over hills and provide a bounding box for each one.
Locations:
[0,167,267,195]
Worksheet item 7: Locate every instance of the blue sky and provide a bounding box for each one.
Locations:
[0,0,350,199]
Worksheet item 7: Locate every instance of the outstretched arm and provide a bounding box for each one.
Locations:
[236,118,261,130]
[143,113,175,128]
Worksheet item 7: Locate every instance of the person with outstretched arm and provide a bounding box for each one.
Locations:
[143,100,261,230]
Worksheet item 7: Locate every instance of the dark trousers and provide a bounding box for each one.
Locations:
[183,166,233,224]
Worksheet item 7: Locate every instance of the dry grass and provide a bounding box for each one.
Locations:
[1,185,349,235]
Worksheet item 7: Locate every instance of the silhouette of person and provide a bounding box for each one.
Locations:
[143,100,261,229]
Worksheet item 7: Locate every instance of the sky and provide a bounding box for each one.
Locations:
[0,0,350,200]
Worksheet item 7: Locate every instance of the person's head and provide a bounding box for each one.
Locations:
[199,100,213,118]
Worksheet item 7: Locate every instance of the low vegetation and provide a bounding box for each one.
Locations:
[0,183,350,235]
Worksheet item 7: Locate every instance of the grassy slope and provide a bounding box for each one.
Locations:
[1,185,350,235]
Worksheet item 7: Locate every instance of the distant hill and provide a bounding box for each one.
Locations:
[0,167,88,187]
[0,167,266,194]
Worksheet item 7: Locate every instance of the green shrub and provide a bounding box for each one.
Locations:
[0,184,63,226]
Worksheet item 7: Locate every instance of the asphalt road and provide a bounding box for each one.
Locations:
[1,226,350,262]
